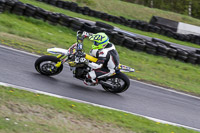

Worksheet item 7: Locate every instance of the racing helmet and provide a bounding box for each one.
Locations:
[89,33,109,49]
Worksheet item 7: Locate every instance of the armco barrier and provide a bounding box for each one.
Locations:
[1,0,200,65]
[33,0,200,46]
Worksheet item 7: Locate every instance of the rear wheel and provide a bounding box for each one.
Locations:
[35,55,63,76]
[101,72,130,93]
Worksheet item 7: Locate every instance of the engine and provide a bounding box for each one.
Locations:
[74,67,88,79]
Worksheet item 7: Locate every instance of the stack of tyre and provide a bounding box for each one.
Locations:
[0,0,5,13]
[1,0,84,31]
[93,21,200,65]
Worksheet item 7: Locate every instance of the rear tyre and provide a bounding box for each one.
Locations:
[101,72,130,93]
[35,55,63,76]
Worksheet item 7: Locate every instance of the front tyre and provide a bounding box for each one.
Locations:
[35,55,63,76]
[101,72,130,93]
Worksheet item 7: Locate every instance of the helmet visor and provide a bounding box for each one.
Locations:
[94,41,99,46]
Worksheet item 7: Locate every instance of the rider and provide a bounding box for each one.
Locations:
[84,32,120,86]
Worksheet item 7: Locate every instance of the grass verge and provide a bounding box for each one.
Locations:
[0,13,200,96]
[19,0,200,49]
[0,86,198,133]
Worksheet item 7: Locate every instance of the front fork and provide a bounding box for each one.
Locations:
[55,54,68,68]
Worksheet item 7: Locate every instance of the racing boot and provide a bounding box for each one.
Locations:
[83,71,98,86]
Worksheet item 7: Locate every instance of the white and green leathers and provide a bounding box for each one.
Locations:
[84,32,120,85]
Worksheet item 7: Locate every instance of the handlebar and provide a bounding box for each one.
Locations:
[76,30,93,42]
[76,31,84,42]
[76,31,93,52]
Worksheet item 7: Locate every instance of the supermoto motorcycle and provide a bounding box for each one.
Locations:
[35,31,134,93]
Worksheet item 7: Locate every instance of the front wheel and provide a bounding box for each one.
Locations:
[35,55,63,76]
[101,72,130,93]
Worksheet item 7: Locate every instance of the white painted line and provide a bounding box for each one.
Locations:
[0,81,199,132]
[1,44,200,100]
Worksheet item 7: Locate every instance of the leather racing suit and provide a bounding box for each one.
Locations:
[84,42,120,85]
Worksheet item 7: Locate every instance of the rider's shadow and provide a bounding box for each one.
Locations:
[31,72,124,98]
[67,81,123,97]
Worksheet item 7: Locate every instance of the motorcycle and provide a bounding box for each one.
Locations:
[35,31,135,93]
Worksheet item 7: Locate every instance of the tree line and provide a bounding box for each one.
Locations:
[122,0,200,19]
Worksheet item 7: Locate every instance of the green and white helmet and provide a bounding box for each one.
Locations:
[89,33,109,49]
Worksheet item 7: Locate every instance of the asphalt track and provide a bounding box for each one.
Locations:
[0,45,200,131]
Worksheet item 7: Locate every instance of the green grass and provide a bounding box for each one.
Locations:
[0,86,198,133]
[0,13,200,96]
[18,0,200,49]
